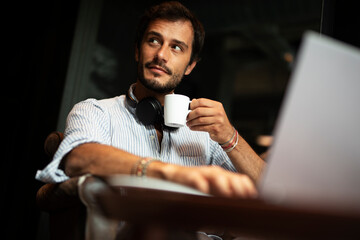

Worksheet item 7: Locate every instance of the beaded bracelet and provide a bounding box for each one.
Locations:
[132,157,160,177]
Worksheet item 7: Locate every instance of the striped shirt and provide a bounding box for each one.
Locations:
[36,85,236,183]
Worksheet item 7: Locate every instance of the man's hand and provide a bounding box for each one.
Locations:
[187,98,234,144]
[148,162,258,198]
[185,98,265,184]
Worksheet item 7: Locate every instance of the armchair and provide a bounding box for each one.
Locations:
[36,132,85,240]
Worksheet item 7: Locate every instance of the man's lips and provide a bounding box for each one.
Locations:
[145,62,172,75]
[148,65,169,74]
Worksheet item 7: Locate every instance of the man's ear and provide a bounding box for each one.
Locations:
[135,47,139,62]
[184,61,197,75]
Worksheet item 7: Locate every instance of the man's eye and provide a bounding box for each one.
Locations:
[173,45,182,51]
[149,38,160,44]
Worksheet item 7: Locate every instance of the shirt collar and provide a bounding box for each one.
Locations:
[125,83,138,115]
[128,83,138,103]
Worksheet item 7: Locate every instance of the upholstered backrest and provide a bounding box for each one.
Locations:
[44,131,64,158]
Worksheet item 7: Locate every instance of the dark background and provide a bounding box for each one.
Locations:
[3,0,358,239]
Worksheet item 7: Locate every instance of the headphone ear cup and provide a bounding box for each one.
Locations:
[136,97,163,126]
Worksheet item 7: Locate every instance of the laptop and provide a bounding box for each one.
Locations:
[259,31,360,213]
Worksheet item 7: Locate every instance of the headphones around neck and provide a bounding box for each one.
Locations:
[126,92,178,131]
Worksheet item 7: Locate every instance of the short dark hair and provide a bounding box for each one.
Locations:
[135,1,205,64]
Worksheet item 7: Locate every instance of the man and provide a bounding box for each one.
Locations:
[36,1,265,198]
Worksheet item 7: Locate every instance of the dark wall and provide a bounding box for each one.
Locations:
[321,0,360,47]
[4,1,79,239]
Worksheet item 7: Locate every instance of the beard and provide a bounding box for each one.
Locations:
[137,58,186,94]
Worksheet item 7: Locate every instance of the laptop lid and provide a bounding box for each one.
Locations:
[259,31,360,212]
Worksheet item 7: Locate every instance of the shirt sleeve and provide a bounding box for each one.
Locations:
[209,139,237,172]
[35,99,111,183]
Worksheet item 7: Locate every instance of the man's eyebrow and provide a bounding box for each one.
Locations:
[147,31,189,49]
[173,39,189,49]
[147,31,162,38]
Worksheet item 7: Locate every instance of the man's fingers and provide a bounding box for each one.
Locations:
[172,167,211,194]
[168,165,258,199]
[200,166,258,198]
[187,116,214,128]
[208,174,233,197]
[209,171,258,198]
[230,174,258,198]
[187,106,217,122]
[190,98,218,109]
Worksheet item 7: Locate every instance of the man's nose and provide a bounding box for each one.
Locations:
[156,45,169,63]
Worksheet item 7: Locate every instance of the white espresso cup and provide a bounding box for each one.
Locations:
[164,94,191,127]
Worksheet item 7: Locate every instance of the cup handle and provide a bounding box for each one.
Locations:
[188,100,192,110]
[186,100,192,118]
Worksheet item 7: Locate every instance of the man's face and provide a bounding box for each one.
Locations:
[136,19,196,93]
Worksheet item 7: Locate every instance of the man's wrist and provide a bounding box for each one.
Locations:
[131,157,161,177]
[219,127,239,153]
